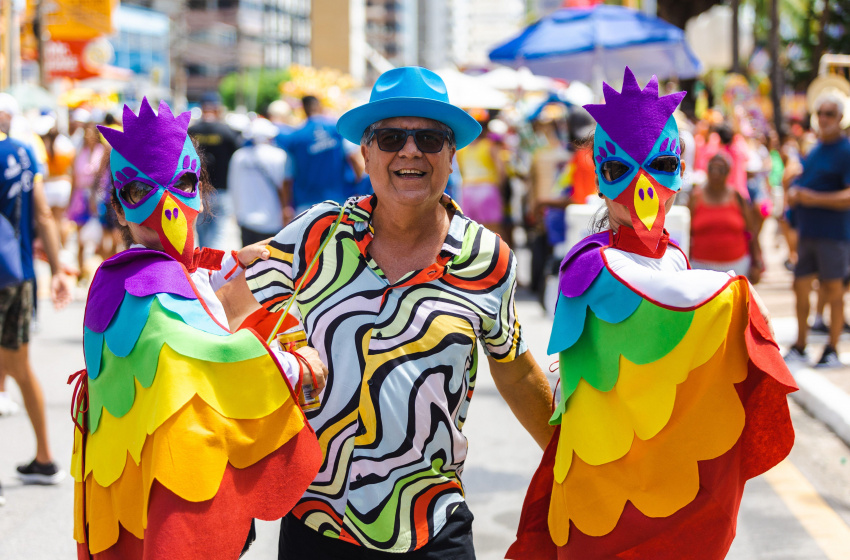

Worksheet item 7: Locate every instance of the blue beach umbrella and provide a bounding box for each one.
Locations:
[489,5,702,88]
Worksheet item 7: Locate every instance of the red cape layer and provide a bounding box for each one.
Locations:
[78,420,321,560]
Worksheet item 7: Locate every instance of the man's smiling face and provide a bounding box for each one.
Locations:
[362,116,456,208]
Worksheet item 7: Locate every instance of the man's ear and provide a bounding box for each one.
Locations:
[361,144,371,174]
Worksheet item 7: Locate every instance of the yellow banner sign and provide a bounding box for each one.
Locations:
[45,0,115,41]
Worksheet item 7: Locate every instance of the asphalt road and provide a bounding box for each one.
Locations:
[1,292,849,559]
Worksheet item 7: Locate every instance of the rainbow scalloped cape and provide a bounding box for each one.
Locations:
[72,248,322,559]
[507,231,797,560]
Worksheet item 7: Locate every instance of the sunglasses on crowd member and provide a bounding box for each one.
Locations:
[817,109,838,118]
[118,173,198,205]
[370,128,451,153]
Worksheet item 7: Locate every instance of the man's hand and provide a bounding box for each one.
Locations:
[786,186,801,206]
[786,184,850,210]
[236,239,273,267]
[293,346,328,396]
[489,352,555,450]
[51,271,73,310]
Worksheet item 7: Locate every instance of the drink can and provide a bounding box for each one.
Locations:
[276,325,320,410]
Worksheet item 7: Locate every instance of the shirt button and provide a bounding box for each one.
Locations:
[374,332,382,339]
[367,379,373,386]
[355,474,362,481]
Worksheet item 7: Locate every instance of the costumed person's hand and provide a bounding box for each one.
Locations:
[236,239,273,268]
[52,271,74,310]
[748,282,774,338]
[293,346,328,396]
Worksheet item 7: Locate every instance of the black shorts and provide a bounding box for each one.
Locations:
[0,280,34,350]
[278,502,476,560]
[795,237,850,281]
[240,225,276,248]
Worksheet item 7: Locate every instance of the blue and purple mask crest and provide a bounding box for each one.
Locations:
[98,98,196,189]
[584,68,687,252]
[583,67,685,166]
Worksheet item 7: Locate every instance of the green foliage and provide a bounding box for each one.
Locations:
[219,68,291,114]
[749,0,850,89]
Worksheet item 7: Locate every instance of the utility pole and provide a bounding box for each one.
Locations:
[731,0,740,74]
[35,0,46,87]
[769,0,782,133]
[1,0,11,90]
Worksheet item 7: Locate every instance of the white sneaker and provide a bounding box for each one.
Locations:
[0,392,20,416]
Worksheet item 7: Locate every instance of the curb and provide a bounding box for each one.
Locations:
[786,363,850,448]
[773,316,850,448]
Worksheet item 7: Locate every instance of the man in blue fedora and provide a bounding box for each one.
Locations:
[245,66,554,559]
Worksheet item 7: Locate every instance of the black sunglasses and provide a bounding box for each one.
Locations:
[371,128,450,153]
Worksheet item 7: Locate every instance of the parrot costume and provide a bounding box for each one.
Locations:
[70,99,322,559]
[507,68,797,559]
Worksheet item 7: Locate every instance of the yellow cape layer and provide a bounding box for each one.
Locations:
[73,394,305,552]
[553,287,734,483]
[73,343,291,487]
[549,282,748,545]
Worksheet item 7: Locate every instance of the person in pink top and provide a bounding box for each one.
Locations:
[68,122,107,274]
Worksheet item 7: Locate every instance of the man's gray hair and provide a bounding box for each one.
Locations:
[815,93,845,117]
[360,118,456,148]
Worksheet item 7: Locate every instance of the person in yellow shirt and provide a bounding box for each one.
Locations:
[456,114,507,239]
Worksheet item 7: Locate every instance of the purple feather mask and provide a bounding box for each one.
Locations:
[584,67,686,252]
[98,98,203,268]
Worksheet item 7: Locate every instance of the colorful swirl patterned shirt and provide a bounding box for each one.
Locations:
[246,194,527,552]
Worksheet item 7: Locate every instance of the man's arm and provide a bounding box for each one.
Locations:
[788,185,850,210]
[281,178,294,224]
[31,176,72,309]
[489,351,555,450]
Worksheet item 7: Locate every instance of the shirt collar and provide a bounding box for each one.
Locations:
[346,193,466,259]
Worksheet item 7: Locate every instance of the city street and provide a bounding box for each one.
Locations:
[1,232,850,559]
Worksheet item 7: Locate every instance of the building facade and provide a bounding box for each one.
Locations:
[179,0,310,101]
[363,0,525,72]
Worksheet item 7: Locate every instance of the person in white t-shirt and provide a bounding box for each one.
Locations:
[228,118,288,246]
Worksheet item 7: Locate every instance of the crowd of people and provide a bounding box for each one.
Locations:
[0,62,839,558]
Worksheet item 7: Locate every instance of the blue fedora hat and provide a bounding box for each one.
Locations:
[338,67,482,150]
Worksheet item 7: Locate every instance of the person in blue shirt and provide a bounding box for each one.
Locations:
[785,94,850,368]
[0,94,72,499]
[278,96,361,219]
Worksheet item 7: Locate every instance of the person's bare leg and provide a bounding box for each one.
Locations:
[815,283,826,320]
[794,275,816,350]
[51,207,67,246]
[823,279,845,349]
[77,232,85,280]
[0,345,52,463]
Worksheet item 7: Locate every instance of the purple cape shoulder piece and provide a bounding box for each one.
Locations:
[557,231,684,298]
[558,232,610,298]
[85,248,197,333]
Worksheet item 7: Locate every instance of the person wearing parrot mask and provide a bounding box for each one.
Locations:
[507,68,797,560]
[70,98,327,559]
